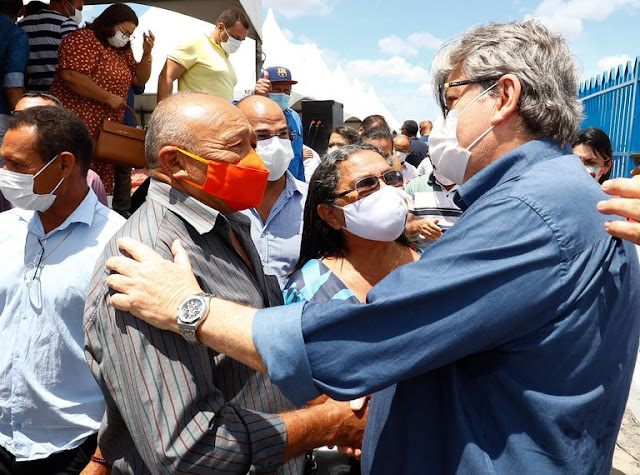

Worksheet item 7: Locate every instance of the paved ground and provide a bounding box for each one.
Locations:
[612,409,640,475]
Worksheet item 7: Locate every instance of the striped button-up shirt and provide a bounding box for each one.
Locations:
[84,180,302,474]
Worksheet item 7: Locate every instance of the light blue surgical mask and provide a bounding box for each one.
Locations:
[269,93,290,111]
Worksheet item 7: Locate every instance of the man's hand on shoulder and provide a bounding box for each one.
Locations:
[106,238,202,332]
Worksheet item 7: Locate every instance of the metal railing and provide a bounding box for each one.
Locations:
[578,56,640,177]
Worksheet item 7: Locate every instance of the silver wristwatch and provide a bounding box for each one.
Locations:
[177,293,212,344]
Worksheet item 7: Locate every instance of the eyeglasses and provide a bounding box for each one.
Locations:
[256,130,292,142]
[438,77,500,118]
[335,170,404,199]
[24,237,46,310]
[24,237,45,287]
[118,28,135,40]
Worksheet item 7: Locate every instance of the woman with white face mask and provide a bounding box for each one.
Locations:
[282,144,419,471]
[284,144,419,305]
[49,3,155,200]
[571,127,613,184]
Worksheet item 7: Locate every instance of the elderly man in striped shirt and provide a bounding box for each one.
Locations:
[83,91,366,474]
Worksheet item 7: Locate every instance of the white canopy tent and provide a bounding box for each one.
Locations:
[254,9,400,131]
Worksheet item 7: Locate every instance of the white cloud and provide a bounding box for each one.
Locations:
[597,54,633,73]
[417,83,433,98]
[379,32,444,57]
[345,57,429,83]
[263,0,333,18]
[528,0,640,40]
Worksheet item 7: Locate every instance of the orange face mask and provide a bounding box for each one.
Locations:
[177,147,269,211]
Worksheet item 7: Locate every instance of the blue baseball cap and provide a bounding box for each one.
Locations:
[261,66,297,84]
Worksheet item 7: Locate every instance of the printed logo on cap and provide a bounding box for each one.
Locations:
[277,68,288,78]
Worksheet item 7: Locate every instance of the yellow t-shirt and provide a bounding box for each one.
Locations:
[167,34,237,101]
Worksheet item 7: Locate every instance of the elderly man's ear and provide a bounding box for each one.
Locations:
[491,74,521,126]
[158,146,191,181]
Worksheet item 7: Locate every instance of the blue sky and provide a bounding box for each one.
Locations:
[265,0,640,126]
[82,0,640,128]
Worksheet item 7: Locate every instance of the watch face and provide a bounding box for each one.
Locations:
[180,298,205,324]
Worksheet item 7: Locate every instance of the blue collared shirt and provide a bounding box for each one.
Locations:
[240,171,307,289]
[0,14,29,115]
[0,190,124,460]
[253,138,640,474]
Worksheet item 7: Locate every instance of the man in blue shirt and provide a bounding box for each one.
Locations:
[0,106,124,473]
[0,0,29,143]
[256,66,305,181]
[237,95,307,290]
[105,20,640,474]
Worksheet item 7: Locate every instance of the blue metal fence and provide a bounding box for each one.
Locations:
[578,56,640,178]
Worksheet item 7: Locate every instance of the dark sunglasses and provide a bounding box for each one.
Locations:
[335,170,404,199]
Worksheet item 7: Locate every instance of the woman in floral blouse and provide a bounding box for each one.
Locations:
[50,3,154,199]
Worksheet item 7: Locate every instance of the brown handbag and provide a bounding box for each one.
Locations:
[93,105,146,169]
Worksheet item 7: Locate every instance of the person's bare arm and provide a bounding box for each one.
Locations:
[60,70,125,109]
[281,398,367,461]
[5,87,24,110]
[132,31,154,86]
[406,214,442,240]
[79,446,111,475]
[157,59,185,102]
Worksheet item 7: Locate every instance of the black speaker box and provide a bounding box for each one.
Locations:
[301,100,344,155]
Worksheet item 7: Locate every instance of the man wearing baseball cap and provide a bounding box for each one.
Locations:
[255,66,305,181]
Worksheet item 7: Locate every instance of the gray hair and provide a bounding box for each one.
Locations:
[145,91,212,169]
[432,20,583,146]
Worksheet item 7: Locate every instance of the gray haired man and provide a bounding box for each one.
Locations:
[103,21,640,474]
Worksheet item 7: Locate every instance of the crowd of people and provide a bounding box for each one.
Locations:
[0,1,639,473]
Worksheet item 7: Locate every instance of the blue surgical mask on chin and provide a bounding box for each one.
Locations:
[269,93,290,111]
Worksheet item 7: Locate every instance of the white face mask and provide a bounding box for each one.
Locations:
[428,83,498,185]
[108,30,130,48]
[334,185,407,242]
[69,8,82,25]
[65,1,82,25]
[0,155,64,212]
[585,165,605,181]
[256,137,294,181]
[396,150,409,164]
[221,28,242,55]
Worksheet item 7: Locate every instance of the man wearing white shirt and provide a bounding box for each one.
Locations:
[0,106,124,473]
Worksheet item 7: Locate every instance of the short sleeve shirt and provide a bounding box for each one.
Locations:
[167,34,237,101]
[0,15,29,114]
[49,28,137,139]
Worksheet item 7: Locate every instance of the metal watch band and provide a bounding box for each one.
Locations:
[177,292,213,344]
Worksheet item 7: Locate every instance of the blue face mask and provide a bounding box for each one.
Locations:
[269,93,290,111]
